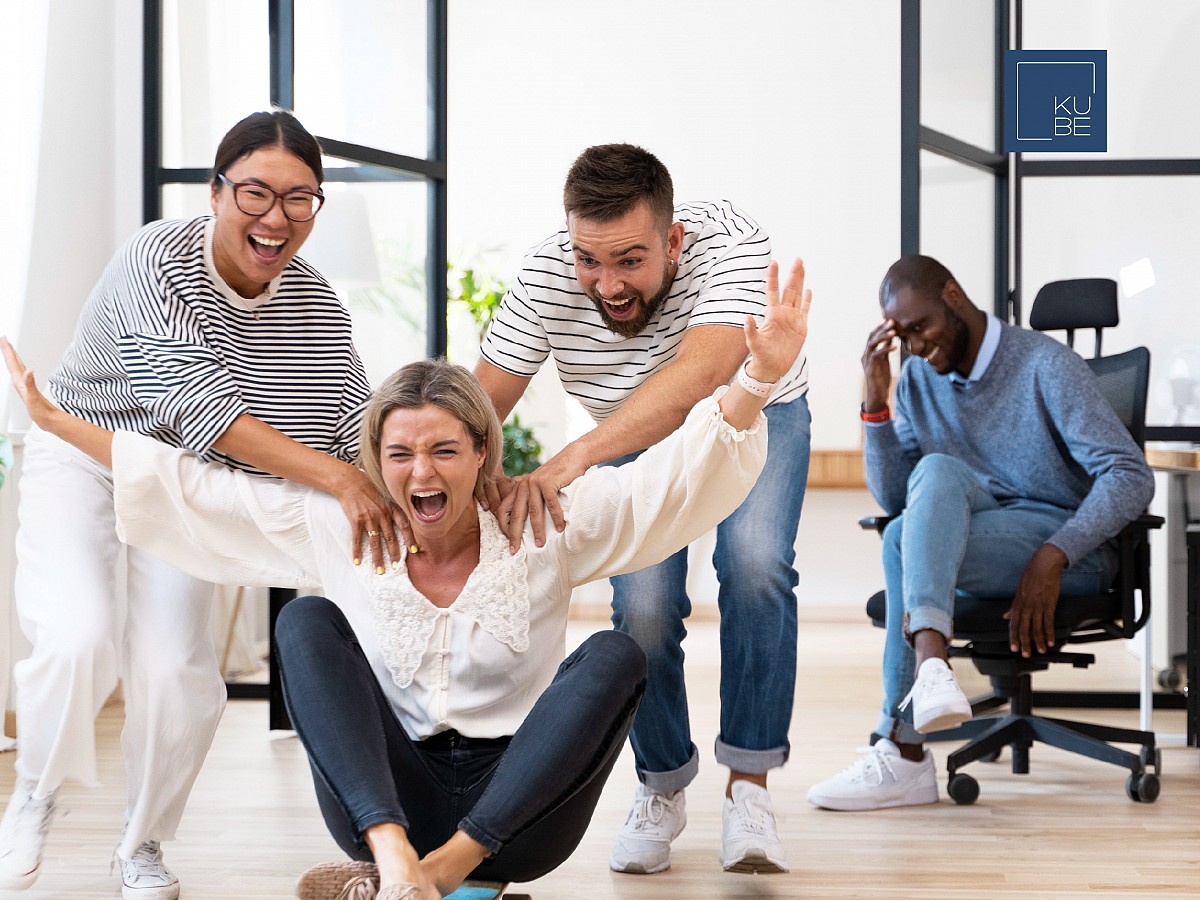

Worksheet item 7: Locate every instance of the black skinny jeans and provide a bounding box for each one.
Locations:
[274,595,647,883]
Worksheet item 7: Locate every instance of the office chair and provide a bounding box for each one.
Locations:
[864,279,1163,804]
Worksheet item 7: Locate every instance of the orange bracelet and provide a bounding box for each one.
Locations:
[861,405,891,423]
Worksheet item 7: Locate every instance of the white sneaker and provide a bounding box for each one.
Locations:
[0,777,56,890]
[720,781,789,874]
[899,657,972,733]
[119,841,180,900]
[806,739,939,811]
[608,784,686,874]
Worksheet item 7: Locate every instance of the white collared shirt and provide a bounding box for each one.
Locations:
[111,390,766,740]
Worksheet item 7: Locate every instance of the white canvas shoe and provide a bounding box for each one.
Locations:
[118,841,180,900]
[0,777,56,890]
[807,739,939,811]
[608,784,686,874]
[720,781,788,874]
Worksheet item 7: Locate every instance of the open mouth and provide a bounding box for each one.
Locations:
[248,233,286,263]
[411,489,448,523]
[601,296,640,320]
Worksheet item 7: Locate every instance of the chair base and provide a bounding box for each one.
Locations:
[925,712,1160,804]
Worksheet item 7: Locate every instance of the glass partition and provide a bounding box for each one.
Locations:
[1022,175,1200,428]
[294,0,428,160]
[920,0,997,150]
[920,150,997,311]
[1022,0,1200,160]
[160,0,271,169]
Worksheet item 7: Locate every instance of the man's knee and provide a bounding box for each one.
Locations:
[611,598,686,662]
[908,452,965,486]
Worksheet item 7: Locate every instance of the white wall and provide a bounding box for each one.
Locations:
[447,0,903,452]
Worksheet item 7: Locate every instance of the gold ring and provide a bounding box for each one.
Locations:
[367,530,379,537]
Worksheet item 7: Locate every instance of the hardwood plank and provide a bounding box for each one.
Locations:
[4,617,1199,898]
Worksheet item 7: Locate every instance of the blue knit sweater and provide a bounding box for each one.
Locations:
[864,322,1155,566]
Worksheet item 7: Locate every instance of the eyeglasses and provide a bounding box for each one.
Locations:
[218,173,325,222]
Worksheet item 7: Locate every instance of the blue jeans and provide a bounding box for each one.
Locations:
[275,596,646,882]
[877,454,1117,745]
[607,395,811,791]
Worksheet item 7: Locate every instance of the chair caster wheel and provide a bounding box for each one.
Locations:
[1158,668,1182,691]
[1126,772,1160,803]
[1139,746,1162,773]
[947,773,979,805]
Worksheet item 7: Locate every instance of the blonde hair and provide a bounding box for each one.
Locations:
[357,359,502,501]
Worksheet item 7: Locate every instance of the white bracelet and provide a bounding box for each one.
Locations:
[737,360,777,398]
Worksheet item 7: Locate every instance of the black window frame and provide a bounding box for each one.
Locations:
[901,0,1200,441]
[142,0,449,358]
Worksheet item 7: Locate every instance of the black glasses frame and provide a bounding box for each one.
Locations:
[217,173,325,222]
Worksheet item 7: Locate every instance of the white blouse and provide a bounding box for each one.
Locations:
[112,390,767,740]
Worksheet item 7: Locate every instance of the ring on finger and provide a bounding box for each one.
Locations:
[367,530,379,537]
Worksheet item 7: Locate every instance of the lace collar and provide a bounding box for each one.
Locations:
[358,505,530,688]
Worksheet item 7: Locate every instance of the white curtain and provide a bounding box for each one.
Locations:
[0,2,50,747]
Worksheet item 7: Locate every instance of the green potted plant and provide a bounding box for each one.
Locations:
[448,263,543,477]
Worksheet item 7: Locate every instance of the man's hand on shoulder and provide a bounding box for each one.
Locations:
[1004,543,1069,657]
[497,443,592,552]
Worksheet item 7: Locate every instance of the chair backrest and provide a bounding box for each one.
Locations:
[1085,347,1151,450]
[1029,278,1119,357]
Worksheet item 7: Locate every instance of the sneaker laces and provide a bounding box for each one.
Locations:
[726,793,775,837]
[897,660,957,713]
[838,745,898,786]
[626,791,674,833]
[116,841,175,886]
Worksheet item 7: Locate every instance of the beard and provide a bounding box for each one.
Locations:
[941,302,972,372]
[587,261,675,339]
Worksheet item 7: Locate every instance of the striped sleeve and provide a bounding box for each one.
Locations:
[479,253,554,378]
[679,202,773,329]
[117,331,249,455]
[51,218,371,470]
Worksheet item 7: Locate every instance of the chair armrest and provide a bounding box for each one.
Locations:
[859,515,897,534]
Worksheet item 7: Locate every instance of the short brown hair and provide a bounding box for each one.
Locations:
[562,143,674,231]
[357,359,501,501]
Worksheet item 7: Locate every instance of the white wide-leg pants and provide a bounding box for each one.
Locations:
[12,426,227,858]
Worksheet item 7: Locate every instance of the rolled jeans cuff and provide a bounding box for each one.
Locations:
[904,608,953,644]
[714,738,789,775]
[874,715,925,747]
[457,817,504,856]
[640,744,699,794]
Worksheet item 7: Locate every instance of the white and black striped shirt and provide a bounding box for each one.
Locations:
[480,201,808,422]
[50,217,370,473]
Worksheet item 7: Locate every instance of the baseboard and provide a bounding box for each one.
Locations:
[808,449,864,488]
[568,602,867,625]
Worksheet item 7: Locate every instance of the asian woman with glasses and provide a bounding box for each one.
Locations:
[0,109,398,899]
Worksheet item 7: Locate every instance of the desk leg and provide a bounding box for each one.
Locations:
[268,587,297,731]
[1187,525,1199,747]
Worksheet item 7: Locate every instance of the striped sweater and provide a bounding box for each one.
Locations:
[50,216,370,472]
[480,200,808,422]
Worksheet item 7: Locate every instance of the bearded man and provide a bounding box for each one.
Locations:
[805,254,1153,812]
[475,143,811,876]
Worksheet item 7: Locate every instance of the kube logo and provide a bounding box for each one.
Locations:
[1004,50,1107,152]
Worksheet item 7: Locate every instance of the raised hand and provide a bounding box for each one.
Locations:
[744,259,812,384]
[1,337,58,429]
[861,318,896,413]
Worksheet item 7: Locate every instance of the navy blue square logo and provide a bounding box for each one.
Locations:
[1004,50,1107,152]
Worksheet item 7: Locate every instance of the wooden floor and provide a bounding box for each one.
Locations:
[5,609,1200,899]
